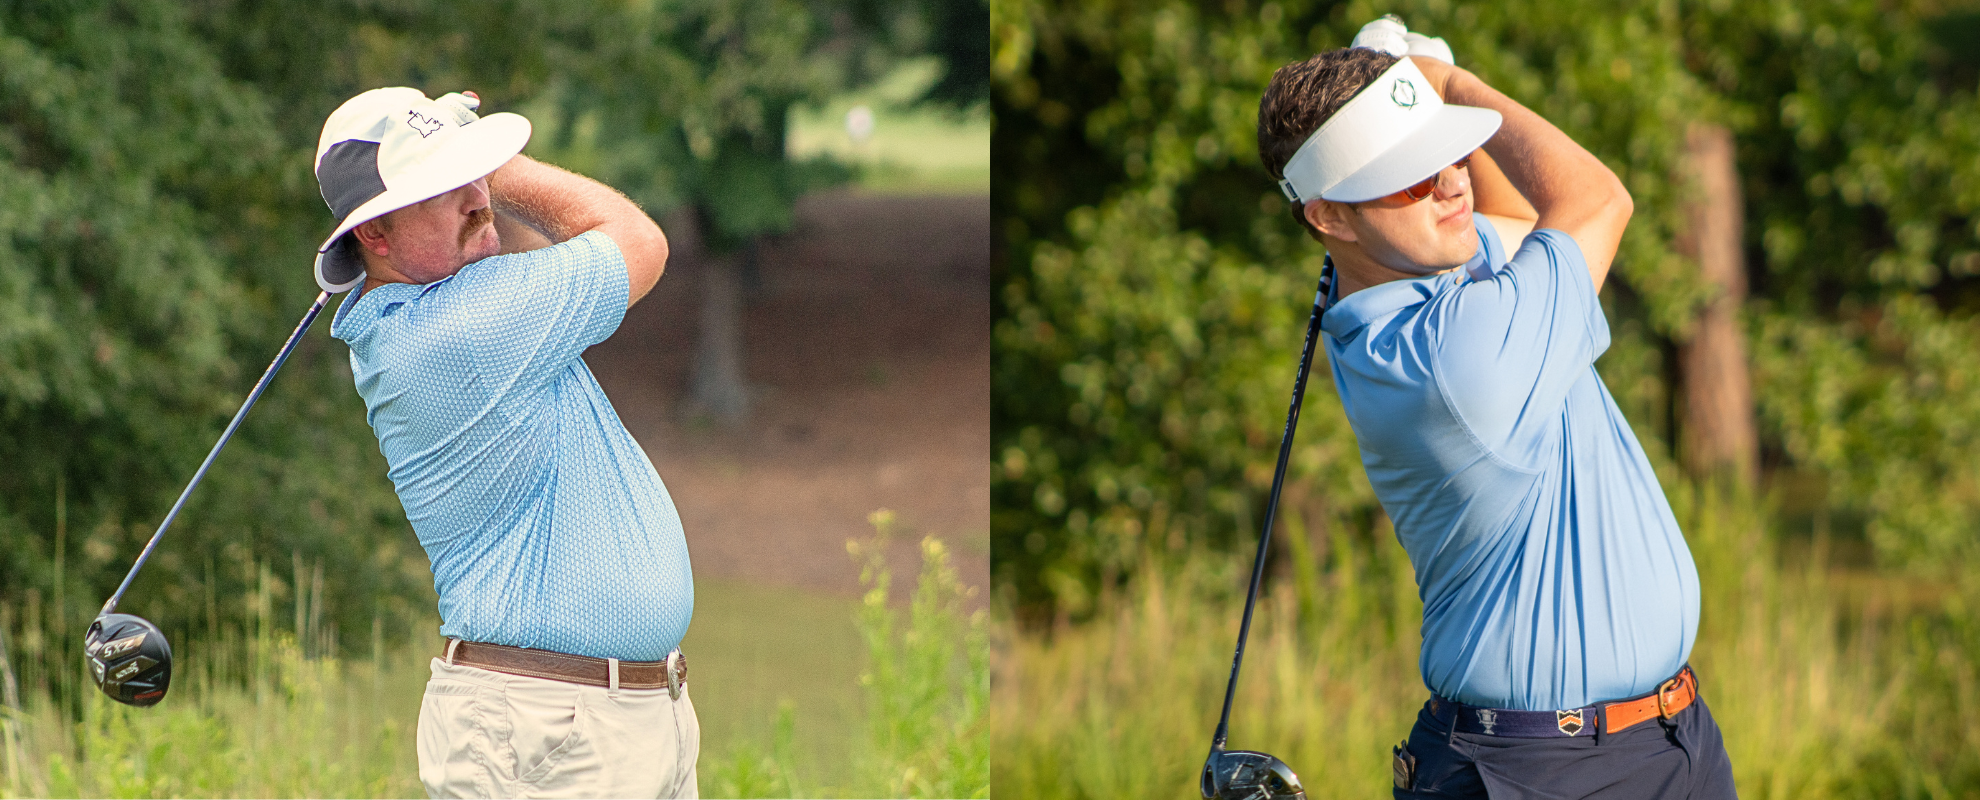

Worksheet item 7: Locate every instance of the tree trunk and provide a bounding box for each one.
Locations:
[1674,123,1758,486]
[691,239,752,428]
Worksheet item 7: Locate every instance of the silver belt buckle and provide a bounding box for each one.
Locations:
[665,650,684,700]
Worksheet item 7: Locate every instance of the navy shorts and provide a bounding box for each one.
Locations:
[1392,694,1737,799]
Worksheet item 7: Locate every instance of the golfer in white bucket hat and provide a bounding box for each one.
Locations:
[1254,17,1734,800]
[315,88,698,798]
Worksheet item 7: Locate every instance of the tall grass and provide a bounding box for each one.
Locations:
[707,509,990,799]
[991,482,1980,798]
[0,514,991,799]
[0,571,426,797]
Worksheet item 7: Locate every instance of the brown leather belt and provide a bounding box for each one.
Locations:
[444,639,687,696]
[1602,666,1698,734]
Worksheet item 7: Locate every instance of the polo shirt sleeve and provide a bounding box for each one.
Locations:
[1461,211,1508,282]
[441,230,630,389]
[1431,228,1609,456]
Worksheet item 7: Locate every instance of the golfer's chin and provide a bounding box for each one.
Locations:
[1407,223,1478,274]
[461,227,501,265]
[1390,239,1476,276]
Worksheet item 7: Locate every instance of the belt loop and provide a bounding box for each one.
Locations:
[1593,705,1605,746]
[1444,701,1459,745]
[608,658,621,692]
[445,638,461,666]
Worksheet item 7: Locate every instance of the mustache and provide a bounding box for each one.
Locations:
[460,207,494,249]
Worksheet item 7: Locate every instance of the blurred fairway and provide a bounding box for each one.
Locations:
[685,578,865,792]
[787,59,989,195]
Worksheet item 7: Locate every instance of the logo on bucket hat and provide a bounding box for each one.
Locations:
[405,110,446,138]
[310,88,532,294]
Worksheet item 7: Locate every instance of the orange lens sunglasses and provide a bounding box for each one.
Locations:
[1393,155,1472,202]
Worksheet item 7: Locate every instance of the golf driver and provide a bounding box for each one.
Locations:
[87,290,334,706]
[1200,272,1330,800]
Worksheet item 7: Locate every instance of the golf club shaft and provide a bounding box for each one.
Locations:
[100,291,333,617]
[1210,277,1327,752]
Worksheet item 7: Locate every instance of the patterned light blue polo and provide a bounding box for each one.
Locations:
[331,231,692,661]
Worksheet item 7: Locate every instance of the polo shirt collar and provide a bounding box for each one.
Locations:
[330,275,454,342]
[1319,257,1454,341]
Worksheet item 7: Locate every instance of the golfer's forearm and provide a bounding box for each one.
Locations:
[494,210,555,254]
[1466,148,1537,223]
[1439,68,1631,288]
[489,155,668,306]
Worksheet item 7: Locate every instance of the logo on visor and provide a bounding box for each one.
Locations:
[1392,79,1419,109]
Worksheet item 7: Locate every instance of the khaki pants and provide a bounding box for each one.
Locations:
[417,657,700,799]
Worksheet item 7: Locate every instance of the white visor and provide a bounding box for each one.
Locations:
[1278,58,1502,204]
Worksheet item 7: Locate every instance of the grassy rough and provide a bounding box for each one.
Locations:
[708,510,990,799]
[0,516,989,799]
[992,484,1980,798]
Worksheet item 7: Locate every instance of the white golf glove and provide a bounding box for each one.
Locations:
[433,91,482,126]
[1350,15,1456,65]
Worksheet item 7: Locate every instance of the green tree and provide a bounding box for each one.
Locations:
[992,0,1980,619]
[1,0,980,670]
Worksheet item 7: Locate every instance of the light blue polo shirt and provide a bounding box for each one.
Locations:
[331,231,692,661]
[1322,215,1698,710]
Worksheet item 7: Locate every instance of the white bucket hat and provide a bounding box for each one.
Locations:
[311,88,532,293]
[1277,57,1501,205]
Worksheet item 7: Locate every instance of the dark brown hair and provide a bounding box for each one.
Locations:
[1257,48,1399,180]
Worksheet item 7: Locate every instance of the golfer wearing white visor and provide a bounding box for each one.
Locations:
[313,87,696,798]
[1257,17,1736,799]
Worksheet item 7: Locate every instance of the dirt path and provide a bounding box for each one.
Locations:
[585,190,989,597]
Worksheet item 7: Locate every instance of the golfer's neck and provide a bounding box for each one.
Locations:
[359,253,418,293]
[1326,245,1456,299]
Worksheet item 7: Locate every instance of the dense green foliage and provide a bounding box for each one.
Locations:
[0,0,977,669]
[991,0,1980,617]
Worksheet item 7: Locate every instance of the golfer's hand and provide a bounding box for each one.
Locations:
[1409,56,1464,102]
[1351,15,1410,55]
[1353,15,1456,64]
[434,91,481,126]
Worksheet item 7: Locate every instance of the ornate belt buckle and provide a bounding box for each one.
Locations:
[1656,677,1681,720]
[665,651,684,700]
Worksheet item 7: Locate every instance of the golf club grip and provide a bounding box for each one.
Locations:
[100,291,333,616]
[1210,277,1328,751]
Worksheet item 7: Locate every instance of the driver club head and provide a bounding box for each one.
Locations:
[1201,749,1307,800]
[84,613,173,707]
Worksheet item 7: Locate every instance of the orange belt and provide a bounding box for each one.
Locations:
[1601,666,1698,733]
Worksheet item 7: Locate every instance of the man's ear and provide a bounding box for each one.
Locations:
[1306,199,1359,243]
[352,218,390,256]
